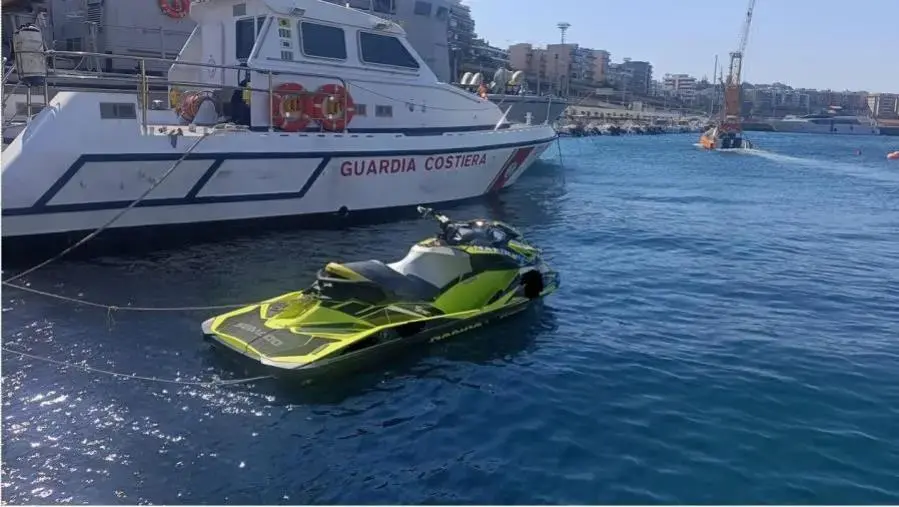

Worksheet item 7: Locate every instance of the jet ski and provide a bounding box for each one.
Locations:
[200,206,559,376]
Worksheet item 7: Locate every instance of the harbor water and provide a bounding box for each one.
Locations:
[3,132,899,504]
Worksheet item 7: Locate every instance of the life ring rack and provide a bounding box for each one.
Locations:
[311,83,355,132]
[269,82,356,132]
[270,82,312,132]
[160,0,190,18]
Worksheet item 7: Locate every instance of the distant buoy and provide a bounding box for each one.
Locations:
[887,151,899,161]
[855,149,862,156]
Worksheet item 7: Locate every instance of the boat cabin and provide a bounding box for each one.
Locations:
[166,0,500,132]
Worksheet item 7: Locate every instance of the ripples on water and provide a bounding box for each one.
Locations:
[3,133,899,504]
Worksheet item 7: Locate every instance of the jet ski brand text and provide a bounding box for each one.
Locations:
[429,321,484,343]
[467,245,526,263]
[340,153,488,176]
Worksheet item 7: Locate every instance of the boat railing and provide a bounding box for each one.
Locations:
[11,48,356,134]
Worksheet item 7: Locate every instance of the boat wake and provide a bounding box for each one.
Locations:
[739,147,899,184]
[693,143,758,154]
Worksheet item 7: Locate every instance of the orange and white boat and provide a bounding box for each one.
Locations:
[699,123,753,151]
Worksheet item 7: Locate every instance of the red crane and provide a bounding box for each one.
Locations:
[719,0,757,133]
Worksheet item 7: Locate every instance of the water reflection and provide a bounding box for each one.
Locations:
[206,305,560,407]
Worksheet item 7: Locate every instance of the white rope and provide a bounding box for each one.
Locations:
[2,346,272,387]
[4,281,255,312]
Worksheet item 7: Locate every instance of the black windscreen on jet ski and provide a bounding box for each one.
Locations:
[444,222,509,247]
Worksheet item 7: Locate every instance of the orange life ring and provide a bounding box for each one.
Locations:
[311,84,355,131]
[176,90,213,122]
[271,82,311,132]
[160,0,190,18]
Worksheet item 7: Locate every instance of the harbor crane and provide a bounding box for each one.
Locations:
[722,0,757,126]
[699,0,757,150]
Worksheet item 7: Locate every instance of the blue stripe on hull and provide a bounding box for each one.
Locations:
[3,136,556,217]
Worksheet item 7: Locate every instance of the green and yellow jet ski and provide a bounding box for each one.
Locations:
[201,206,559,376]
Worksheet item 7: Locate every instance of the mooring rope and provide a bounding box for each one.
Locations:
[1,346,272,387]
[4,281,255,312]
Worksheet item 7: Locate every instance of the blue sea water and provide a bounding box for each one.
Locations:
[3,132,899,504]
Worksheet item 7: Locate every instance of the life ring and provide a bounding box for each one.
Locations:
[160,0,190,18]
[177,90,214,122]
[271,82,311,132]
[311,84,355,131]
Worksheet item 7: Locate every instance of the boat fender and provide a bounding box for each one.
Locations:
[492,68,509,92]
[271,82,311,132]
[460,72,473,86]
[160,0,190,18]
[311,84,355,132]
[176,90,216,123]
[509,70,525,86]
[521,270,544,300]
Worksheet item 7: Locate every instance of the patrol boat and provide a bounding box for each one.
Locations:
[1,0,556,260]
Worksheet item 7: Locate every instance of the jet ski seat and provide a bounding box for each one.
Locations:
[326,260,441,302]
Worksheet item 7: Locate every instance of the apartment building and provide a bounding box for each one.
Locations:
[866,93,898,119]
[507,42,610,96]
[616,59,652,96]
[662,73,697,102]
[590,49,609,85]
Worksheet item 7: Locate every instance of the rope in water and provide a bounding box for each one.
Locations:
[4,281,258,312]
[2,346,272,387]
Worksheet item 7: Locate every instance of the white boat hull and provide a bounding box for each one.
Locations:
[769,120,880,136]
[2,125,555,240]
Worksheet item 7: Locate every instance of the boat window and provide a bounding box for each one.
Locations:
[235,16,266,62]
[355,104,367,116]
[372,0,395,14]
[299,22,346,60]
[359,32,419,69]
[99,102,137,119]
[375,105,393,117]
[414,1,431,16]
[14,102,45,115]
[435,6,448,20]
[65,38,82,51]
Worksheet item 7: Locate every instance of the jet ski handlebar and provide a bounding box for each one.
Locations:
[417,205,450,226]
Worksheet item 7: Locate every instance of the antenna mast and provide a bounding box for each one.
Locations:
[556,22,570,44]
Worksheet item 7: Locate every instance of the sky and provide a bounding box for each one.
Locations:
[462,0,899,93]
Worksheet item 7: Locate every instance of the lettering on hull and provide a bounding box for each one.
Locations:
[340,153,489,177]
[429,321,485,343]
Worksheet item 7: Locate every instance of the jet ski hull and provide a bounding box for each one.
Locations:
[201,273,559,379]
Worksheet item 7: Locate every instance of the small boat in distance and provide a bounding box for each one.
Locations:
[1,0,557,261]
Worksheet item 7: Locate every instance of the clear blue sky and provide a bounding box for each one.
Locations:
[464,0,899,93]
